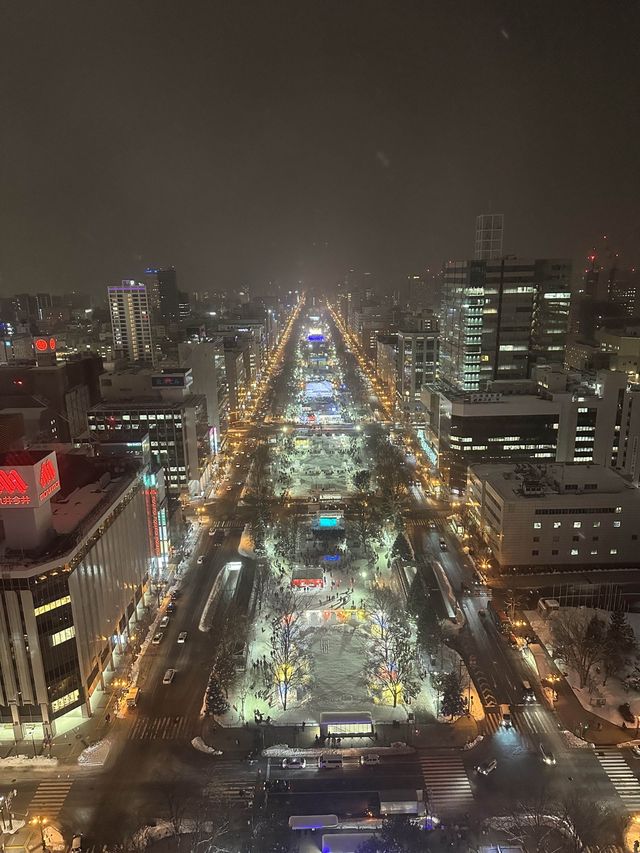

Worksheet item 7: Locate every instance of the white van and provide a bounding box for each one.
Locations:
[500,704,512,727]
[360,754,380,766]
[318,754,343,769]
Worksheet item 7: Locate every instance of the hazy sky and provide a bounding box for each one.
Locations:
[1,0,639,297]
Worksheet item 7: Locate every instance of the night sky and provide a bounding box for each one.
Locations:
[1,0,639,297]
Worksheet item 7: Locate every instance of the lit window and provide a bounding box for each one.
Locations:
[573,521,581,529]
[571,549,579,556]
[614,520,621,528]
[553,521,561,529]
[34,596,71,617]
[610,548,618,555]
[593,521,601,528]
[533,522,542,529]
[50,626,76,647]
[590,549,598,555]
[615,506,622,513]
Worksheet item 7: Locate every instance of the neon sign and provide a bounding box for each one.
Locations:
[0,470,28,494]
[0,452,61,509]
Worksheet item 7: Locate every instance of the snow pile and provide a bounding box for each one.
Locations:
[463,735,484,750]
[78,738,111,766]
[0,754,58,767]
[191,737,223,755]
[262,743,414,758]
[560,729,594,749]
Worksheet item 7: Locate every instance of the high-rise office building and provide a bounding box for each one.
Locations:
[145,267,180,327]
[439,258,571,392]
[108,281,155,365]
[474,213,504,260]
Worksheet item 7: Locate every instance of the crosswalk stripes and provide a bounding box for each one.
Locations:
[28,780,73,818]
[481,705,561,740]
[129,714,194,740]
[596,749,640,810]
[203,767,256,804]
[418,750,474,816]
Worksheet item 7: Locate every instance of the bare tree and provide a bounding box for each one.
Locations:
[365,587,419,708]
[550,609,605,689]
[268,590,310,710]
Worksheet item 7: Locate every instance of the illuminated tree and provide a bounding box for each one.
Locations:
[267,591,310,711]
[365,587,418,708]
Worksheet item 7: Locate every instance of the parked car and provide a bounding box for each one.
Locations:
[159,616,170,628]
[197,555,205,564]
[476,758,497,776]
[152,633,164,645]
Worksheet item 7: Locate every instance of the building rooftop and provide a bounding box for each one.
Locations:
[0,453,141,572]
[470,462,635,501]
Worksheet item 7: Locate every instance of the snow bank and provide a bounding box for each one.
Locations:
[0,754,58,767]
[560,730,594,749]
[262,743,414,758]
[463,735,484,751]
[191,737,223,755]
[78,738,111,766]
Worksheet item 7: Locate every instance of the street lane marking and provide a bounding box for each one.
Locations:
[596,750,640,810]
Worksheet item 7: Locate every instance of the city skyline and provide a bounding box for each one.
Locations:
[1,1,639,296]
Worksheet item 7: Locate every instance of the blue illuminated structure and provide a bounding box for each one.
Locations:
[318,516,338,528]
[308,334,325,341]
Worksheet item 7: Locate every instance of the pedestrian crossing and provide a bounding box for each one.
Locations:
[211,520,243,530]
[596,749,640,811]
[28,780,73,818]
[482,705,560,739]
[129,714,195,740]
[418,750,474,816]
[203,766,256,804]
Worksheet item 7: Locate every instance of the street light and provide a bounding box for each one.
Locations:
[31,815,48,851]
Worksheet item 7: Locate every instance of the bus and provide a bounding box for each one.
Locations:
[125,687,141,709]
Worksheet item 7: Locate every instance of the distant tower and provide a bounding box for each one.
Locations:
[474,214,504,260]
[108,281,155,365]
[145,267,180,327]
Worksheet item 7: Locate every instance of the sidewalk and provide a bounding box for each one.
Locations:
[201,714,478,755]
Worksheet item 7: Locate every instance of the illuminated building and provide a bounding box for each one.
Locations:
[108,281,155,366]
[89,367,211,494]
[439,258,572,392]
[468,462,640,572]
[0,450,152,739]
[145,267,180,328]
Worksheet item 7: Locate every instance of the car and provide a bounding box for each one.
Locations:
[226,485,232,492]
[476,758,498,775]
[209,527,216,536]
[360,754,380,765]
[478,608,487,617]
[427,520,436,529]
[539,743,556,765]
[159,616,170,628]
[177,631,188,644]
[170,590,180,600]
[162,669,176,685]
[197,555,205,564]
[439,538,447,551]
[166,602,176,614]
[631,745,640,758]
[152,632,164,644]
[620,702,636,724]
[281,757,306,769]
